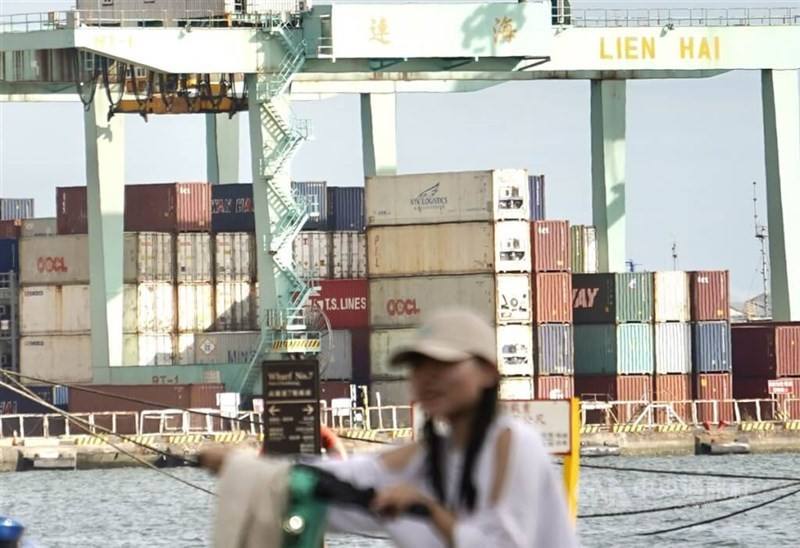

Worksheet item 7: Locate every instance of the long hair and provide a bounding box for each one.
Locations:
[423,383,499,511]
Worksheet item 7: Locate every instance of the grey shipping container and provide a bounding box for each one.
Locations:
[323,330,355,381]
[529,175,545,221]
[535,324,574,375]
[574,324,654,375]
[327,187,365,231]
[292,181,328,231]
[0,199,34,220]
[692,321,732,373]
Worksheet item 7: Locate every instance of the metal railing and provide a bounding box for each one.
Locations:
[562,7,800,28]
[320,403,413,432]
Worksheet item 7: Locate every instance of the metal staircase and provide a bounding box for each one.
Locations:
[238,17,323,395]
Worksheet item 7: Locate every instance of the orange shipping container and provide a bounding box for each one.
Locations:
[690,271,730,321]
[694,373,734,423]
[533,272,573,323]
[530,220,570,272]
[654,374,692,424]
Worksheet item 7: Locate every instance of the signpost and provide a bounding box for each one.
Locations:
[768,379,795,395]
[262,360,321,456]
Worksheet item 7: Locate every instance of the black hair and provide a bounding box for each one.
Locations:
[423,383,499,511]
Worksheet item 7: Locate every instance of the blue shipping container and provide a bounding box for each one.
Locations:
[529,175,545,221]
[535,324,574,375]
[327,187,365,231]
[0,239,19,273]
[0,385,53,415]
[0,198,34,221]
[292,181,328,231]
[692,321,732,373]
[617,323,655,375]
[211,184,254,233]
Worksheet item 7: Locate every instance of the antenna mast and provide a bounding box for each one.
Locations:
[671,241,678,270]
[753,181,769,317]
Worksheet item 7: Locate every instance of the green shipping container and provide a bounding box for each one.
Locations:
[614,272,654,323]
[574,324,655,375]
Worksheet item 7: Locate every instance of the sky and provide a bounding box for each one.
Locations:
[1,0,799,302]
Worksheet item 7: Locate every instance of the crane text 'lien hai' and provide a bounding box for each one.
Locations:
[599,37,722,61]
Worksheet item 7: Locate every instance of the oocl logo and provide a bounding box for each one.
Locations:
[37,257,68,273]
[386,298,420,317]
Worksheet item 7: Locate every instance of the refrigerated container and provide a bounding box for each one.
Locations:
[176,233,212,283]
[367,221,531,277]
[499,377,534,400]
[177,283,214,333]
[366,169,529,226]
[368,274,531,328]
[215,282,256,331]
[20,334,92,383]
[497,324,534,377]
[654,271,690,322]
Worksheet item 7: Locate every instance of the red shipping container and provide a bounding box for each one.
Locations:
[531,220,570,273]
[734,376,800,421]
[310,279,369,329]
[321,381,352,404]
[0,220,21,239]
[56,186,88,234]
[654,374,692,424]
[732,324,800,378]
[694,373,734,423]
[125,182,211,232]
[690,271,730,321]
[536,375,574,400]
[533,272,573,324]
[575,374,652,423]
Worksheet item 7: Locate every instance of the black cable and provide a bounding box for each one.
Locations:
[636,486,800,537]
[581,462,800,483]
[579,481,800,519]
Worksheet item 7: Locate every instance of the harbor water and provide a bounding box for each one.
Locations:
[2,454,799,547]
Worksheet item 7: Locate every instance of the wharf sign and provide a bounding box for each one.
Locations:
[262,360,321,456]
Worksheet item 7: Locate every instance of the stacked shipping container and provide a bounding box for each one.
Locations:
[653,272,692,423]
[366,169,533,405]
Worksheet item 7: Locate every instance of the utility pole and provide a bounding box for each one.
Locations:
[671,241,678,271]
[753,181,770,317]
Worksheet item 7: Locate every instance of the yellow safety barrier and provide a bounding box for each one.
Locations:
[213,432,248,444]
[740,422,775,432]
[168,434,205,444]
[391,429,413,439]
[580,425,602,434]
[612,424,648,433]
[272,339,321,353]
[784,421,800,431]
[656,424,692,433]
[73,435,110,446]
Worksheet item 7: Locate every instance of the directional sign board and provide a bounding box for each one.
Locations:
[500,400,573,455]
[262,360,321,456]
[768,379,795,395]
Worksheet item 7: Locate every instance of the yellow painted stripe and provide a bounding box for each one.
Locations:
[612,424,647,433]
[580,425,601,434]
[784,421,800,431]
[741,422,776,432]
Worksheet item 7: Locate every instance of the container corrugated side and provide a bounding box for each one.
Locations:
[732,324,776,378]
[572,273,615,324]
[293,232,331,279]
[215,282,256,331]
[21,218,57,238]
[136,232,174,282]
[21,334,92,383]
[177,283,214,333]
[617,323,655,375]
[176,233,212,283]
[125,183,211,232]
[309,279,368,329]
[533,272,572,324]
[655,323,692,374]
[497,325,533,377]
[211,184,254,233]
[654,271,690,322]
[215,232,255,282]
[654,374,692,423]
[331,232,367,279]
[0,198,34,221]
[369,380,410,407]
[67,383,224,413]
[695,373,734,423]
[366,169,529,226]
[535,375,574,399]
[692,321,731,373]
[138,334,175,366]
[20,285,93,334]
[369,328,416,379]
[574,325,616,375]
[575,375,652,423]
[529,175,545,221]
[187,331,261,364]
[292,181,328,231]
[531,220,570,272]
[56,187,88,234]
[0,221,21,239]
[614,272,654,323]
[775,326,800,377]
[20,235,91,285]
[367,222,530,277]
[327,187,365,231]
[734,376,800,420]
[690,271,730,321]
[137,283,176,334]
[535,324,575,375]
[499,377,534,400]
[0,239,18,273]
[323,330,354,380]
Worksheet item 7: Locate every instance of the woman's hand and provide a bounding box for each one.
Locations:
[370,483,433,518]
[197,446,233,475]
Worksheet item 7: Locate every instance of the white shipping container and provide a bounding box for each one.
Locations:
[175,333,195,365]
[136,232,174,282]
[369,380,411,407]
[499,377,534,400]
[176,233,212,283]
[583,227,598,273]
[367,222,531,278]
[215,233,255,282]
[181,331,262,365]
[177,283,215,333]
[138,334,175,366]
[366,169,529,226]
[655,323,692,374]
[20,334,91,383]
[369,328,417,379]
[323,330,354,380]
[21,217,57,238]
[123,334,139,366]
[21,285,139,335]
[497,325,534,377]
[293,232,331,279]
[369,274,531,328]
[216,282,256,331]
[331,232,367,279]
[137,283,176,333]
[655,271,690,322]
